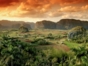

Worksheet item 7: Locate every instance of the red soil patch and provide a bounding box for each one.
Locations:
[25,39,32,43]
[37,44,70,52]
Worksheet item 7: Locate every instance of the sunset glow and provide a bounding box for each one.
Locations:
[0,0,88,22]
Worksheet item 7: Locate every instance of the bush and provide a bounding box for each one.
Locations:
[46,33,55,39]
[31,38,50,45]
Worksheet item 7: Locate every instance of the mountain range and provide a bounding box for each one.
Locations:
[0,19,88,30]
[36,19,88,30]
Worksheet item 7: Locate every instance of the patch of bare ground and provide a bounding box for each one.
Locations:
[36,44,70,52]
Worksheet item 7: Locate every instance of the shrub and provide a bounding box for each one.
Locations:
[46,33,55,39]
[31,38,50,45]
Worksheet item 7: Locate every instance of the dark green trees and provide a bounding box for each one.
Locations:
[0,37,26,66]
[67,26,86,41]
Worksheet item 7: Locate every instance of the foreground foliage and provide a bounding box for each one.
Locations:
[0,36,88,66]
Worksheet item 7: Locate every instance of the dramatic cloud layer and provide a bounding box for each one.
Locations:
[0,0,88,22]
[0,0,20,7]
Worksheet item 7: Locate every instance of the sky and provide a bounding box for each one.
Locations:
[0,0,88,22]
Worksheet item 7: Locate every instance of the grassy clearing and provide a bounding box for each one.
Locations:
[64,40,82,49]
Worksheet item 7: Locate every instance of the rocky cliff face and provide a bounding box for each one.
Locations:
[35,19,88,30]
[36,20,56,29]
[56,19,88,29]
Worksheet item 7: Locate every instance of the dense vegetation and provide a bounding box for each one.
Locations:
[0,26,88,66]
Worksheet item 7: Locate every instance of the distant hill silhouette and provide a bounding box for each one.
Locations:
[0,19,88,30]
[0,20,33,30]
[35,19,88,30]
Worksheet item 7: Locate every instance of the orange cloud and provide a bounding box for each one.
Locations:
[0,0,20,7]
[0,0,88,19]
[50,0,88,6]
[82,5,88,11]
[59,6,80,12]
[0,0,88,7]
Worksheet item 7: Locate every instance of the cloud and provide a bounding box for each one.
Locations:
[57,11,88,21]
[0,0,88,20]
[7,0,51,18]
[0,0,20,7]
[50,0,88,6]
[82,5,88,11]
[59,6,80,12]
[47,4,88,17]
